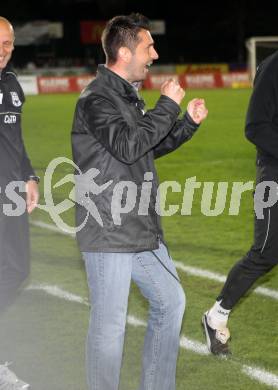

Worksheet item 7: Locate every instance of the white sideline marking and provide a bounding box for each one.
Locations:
[242,365,278,388]
[174,261,226,283]
[31,220,75,238]
[27,283,146,328]
[30,220,278,301]
[180,335,209,356]
[27,283,89,305]
[254,286,278,300]
[174,261,278,300]
[127,315,146,327]
[27,283,278,389]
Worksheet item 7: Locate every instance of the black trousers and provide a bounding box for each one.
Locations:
[0,192,30,313]
[217,164,278,310]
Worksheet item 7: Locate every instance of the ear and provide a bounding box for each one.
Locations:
[118,46,132,63]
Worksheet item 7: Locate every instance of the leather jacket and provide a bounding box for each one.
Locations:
[71,65,199,252]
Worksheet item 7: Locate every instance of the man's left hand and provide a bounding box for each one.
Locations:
[26,180,39,214]
[187,98,208,124]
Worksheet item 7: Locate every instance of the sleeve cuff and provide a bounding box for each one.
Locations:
[184,111,200,129]
[158,95,181,116]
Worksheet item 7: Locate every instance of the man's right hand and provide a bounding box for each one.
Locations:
[161,79,185,105]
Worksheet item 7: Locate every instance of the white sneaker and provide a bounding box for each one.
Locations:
[0,363,30,389]
[202,312,231,355]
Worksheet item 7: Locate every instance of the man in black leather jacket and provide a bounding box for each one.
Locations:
[72,13,207,390]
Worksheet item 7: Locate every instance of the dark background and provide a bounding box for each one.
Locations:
[2,0,278,67]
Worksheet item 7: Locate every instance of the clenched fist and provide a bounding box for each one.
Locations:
[187,98,208,124]
[161,79,185,105]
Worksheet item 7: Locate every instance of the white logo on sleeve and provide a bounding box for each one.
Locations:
[10,92,22,107]
[4,114,17,124]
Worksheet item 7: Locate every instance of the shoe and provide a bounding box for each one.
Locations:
[202,311,231,356]
[0,363,30,389]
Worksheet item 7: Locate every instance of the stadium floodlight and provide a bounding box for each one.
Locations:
[246,36,278,82]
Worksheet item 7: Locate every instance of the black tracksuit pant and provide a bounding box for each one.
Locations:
[217,163,278,310]
[0,193,30,312]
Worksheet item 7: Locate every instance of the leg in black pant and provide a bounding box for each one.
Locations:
[217,249,277,310]
[202,164,278,355]
[218,165,278,310]
[0,209,30,313]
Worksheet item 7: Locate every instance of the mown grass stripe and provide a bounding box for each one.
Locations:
[30,220,278,301]
[27,283,278,389]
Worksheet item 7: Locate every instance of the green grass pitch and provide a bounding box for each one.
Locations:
[0,89,277,389]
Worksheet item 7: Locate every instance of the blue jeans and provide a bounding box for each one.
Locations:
[83,242,185,390]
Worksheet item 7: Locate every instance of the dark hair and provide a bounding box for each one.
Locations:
[101,13,150,65]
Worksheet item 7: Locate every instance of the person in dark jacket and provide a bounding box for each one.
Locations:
[202,51,278,356]
[0,16,39,389]
[72,13,208,390]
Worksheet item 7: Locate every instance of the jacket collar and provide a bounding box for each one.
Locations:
[0,63,16,80]
[96,64,145,107]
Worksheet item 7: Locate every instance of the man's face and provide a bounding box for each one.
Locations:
[127,29,158,83]
[0,21,14,70]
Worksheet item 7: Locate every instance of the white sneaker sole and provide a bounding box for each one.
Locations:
[202,312,212,352]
